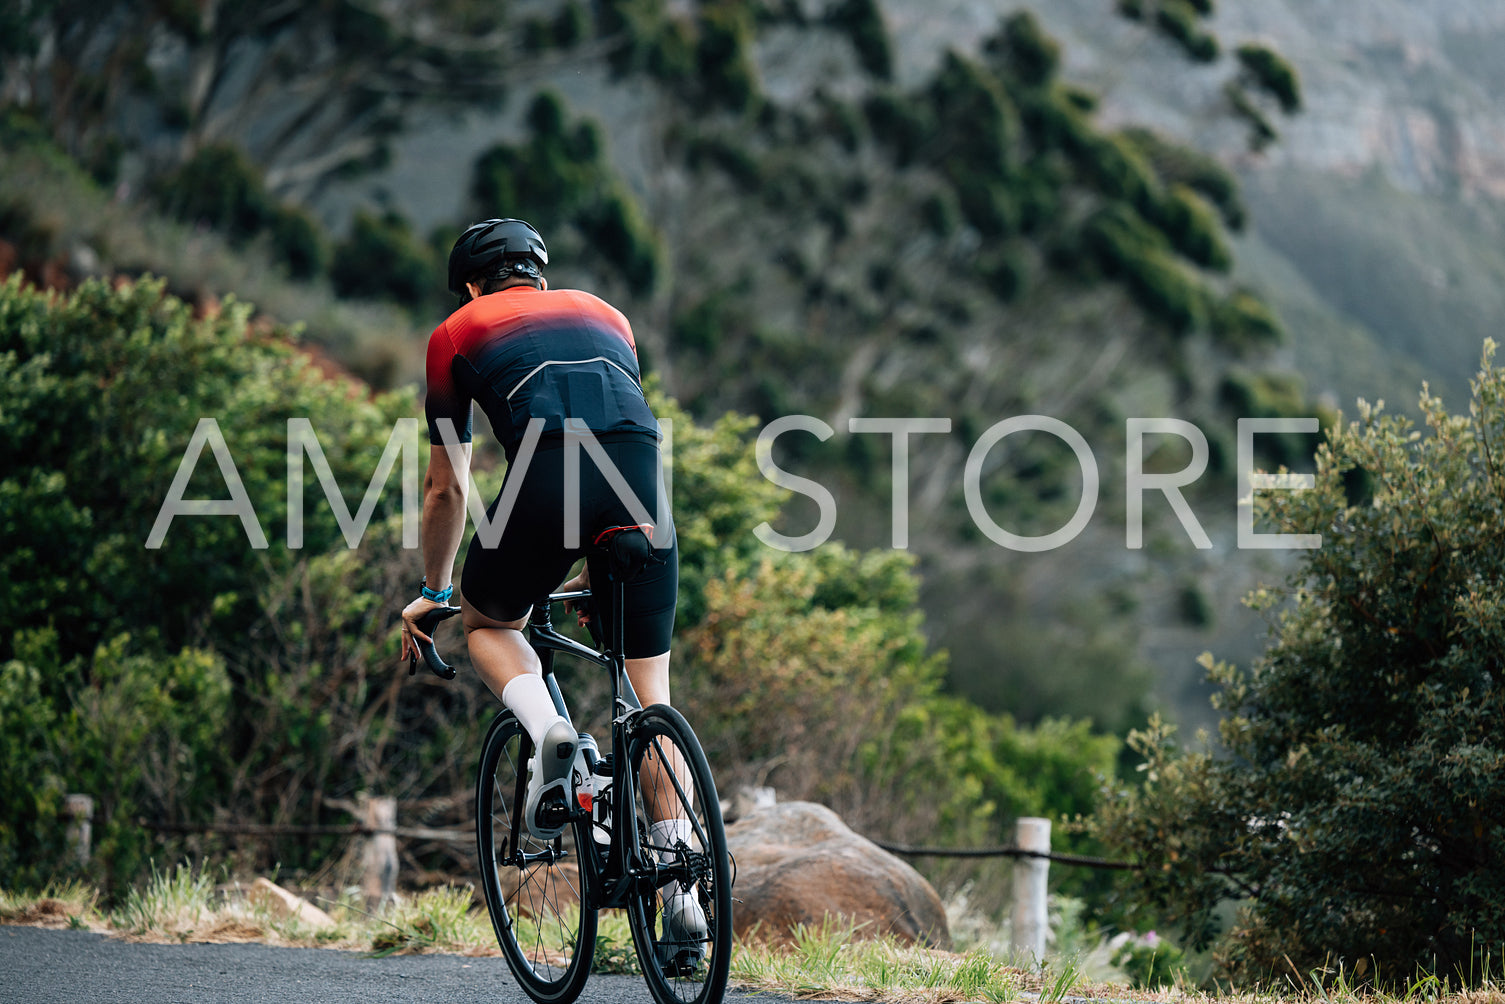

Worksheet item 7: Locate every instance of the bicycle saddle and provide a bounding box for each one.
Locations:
[591,523,663,582]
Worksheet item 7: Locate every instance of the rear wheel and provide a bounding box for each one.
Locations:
[624,705,733,1004]
[476,712,597,1004]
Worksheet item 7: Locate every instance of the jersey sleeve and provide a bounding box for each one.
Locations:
[424,320,474,445]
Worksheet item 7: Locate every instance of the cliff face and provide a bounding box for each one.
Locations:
[891,0,1505,198]
[890,0,1505,409]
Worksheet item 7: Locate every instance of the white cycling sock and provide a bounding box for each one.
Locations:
[502,674,568,752]
[650,818,695,865]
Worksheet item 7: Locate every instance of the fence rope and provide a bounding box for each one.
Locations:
[139,819,473,843]
[138,819,1146,871]
[869,838,1143,871]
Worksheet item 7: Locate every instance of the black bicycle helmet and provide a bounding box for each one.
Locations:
[447,218,549,295]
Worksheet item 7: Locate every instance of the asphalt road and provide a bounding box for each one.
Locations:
[0,925,794,1004]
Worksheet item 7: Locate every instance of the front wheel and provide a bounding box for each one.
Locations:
[624,704,733,1004]
[476,711,598,1004]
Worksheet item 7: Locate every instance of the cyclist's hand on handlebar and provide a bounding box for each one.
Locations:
[561,564,591,627]
[400,595,446,663]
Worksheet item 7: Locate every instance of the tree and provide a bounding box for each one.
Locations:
[1095,342,1505,980]
[1,0,517,201]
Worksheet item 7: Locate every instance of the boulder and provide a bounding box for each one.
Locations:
[247,878,335,929]
[724,801,950,949]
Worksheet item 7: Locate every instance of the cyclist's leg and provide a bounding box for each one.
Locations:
[461,451,581,836]
[460,444,577,721]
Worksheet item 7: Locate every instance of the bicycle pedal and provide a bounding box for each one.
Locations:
[655,943,705,978]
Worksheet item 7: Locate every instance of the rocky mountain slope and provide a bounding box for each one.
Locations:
[12,1,1495,736]
[895,0,1505,410]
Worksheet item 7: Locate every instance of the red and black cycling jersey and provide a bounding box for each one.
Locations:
[424,286,659,460]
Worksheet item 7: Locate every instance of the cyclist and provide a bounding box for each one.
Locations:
[398,218,705,949]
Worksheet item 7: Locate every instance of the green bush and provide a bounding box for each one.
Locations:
[1071,133,1158,214]
[695,4,759,113]
[471,91,661,289]
[987,10,1060,87]
[928,52,1019,179]
[1095,344,1505,978]
[1153,184,1231,270]
[863,90,933,166]
[1154,0,1219,62]
[1211,289,1284,352]
[1081,204,1207,333]
[678,546,1119,856]
[575,186,661,289]
[683,134,763,191]
[267,205,328,280]
[826,0,892,80]
[1120,127,1246,230]
[1225,81,1279,151]
[1111,931,1187,988]
[1236,43,1302,113]
[151,142,327,279]
[0,275,424,890]
[329,209,439,307]
[152,143,270,239]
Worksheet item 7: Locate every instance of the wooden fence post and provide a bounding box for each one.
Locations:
[360,795,398,911]
[1010,817,1051,967]
[64,794,94,868]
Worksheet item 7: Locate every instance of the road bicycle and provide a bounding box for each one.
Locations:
[412,525,732,1004]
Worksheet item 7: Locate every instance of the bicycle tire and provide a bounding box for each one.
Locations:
[623,704,733,1004]
[476,711,598,1004]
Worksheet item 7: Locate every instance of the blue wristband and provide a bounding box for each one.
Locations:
[421,581,453,604]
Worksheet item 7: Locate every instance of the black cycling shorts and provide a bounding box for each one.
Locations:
[459,434,678,659]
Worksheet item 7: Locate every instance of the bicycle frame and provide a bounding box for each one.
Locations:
[524,589,660,912]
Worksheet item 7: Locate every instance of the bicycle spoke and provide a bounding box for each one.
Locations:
[477,712,595,1003]
[626,706,732,1004]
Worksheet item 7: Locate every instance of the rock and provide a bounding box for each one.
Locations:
[247,878,335,929]
[721,785,777,824]
[724,801,950,949]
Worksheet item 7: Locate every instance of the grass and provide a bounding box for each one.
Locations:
[6,877,1505,1004]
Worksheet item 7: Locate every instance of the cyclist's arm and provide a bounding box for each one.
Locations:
[422,441,471,592]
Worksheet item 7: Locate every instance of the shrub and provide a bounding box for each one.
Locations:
[1153,184,1231,271]
[1081,204,1207,334]
[151,142,327,279]
[1236,43,1302,113]
[1154,0,1219,63]
[826,0,892,80]
[1071,133,1158,213]
[695,4,759,113]
[683,134,763,191]
[153,143,270,239]
[1120,127,1246,230]
[677,547,1119,853]
[575,186,661,289]
[987,11,1059,87]
[1211,289,1284,353]
[1218,368,1324,467]
[863,90,933,166]
[1225,81,1279,151]
[928,51,1019,178]
[329,209,438,307]
[267,205,327,280]
[471,92,661,289]
[0,275,423,890]
[1095,344,1505,978]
